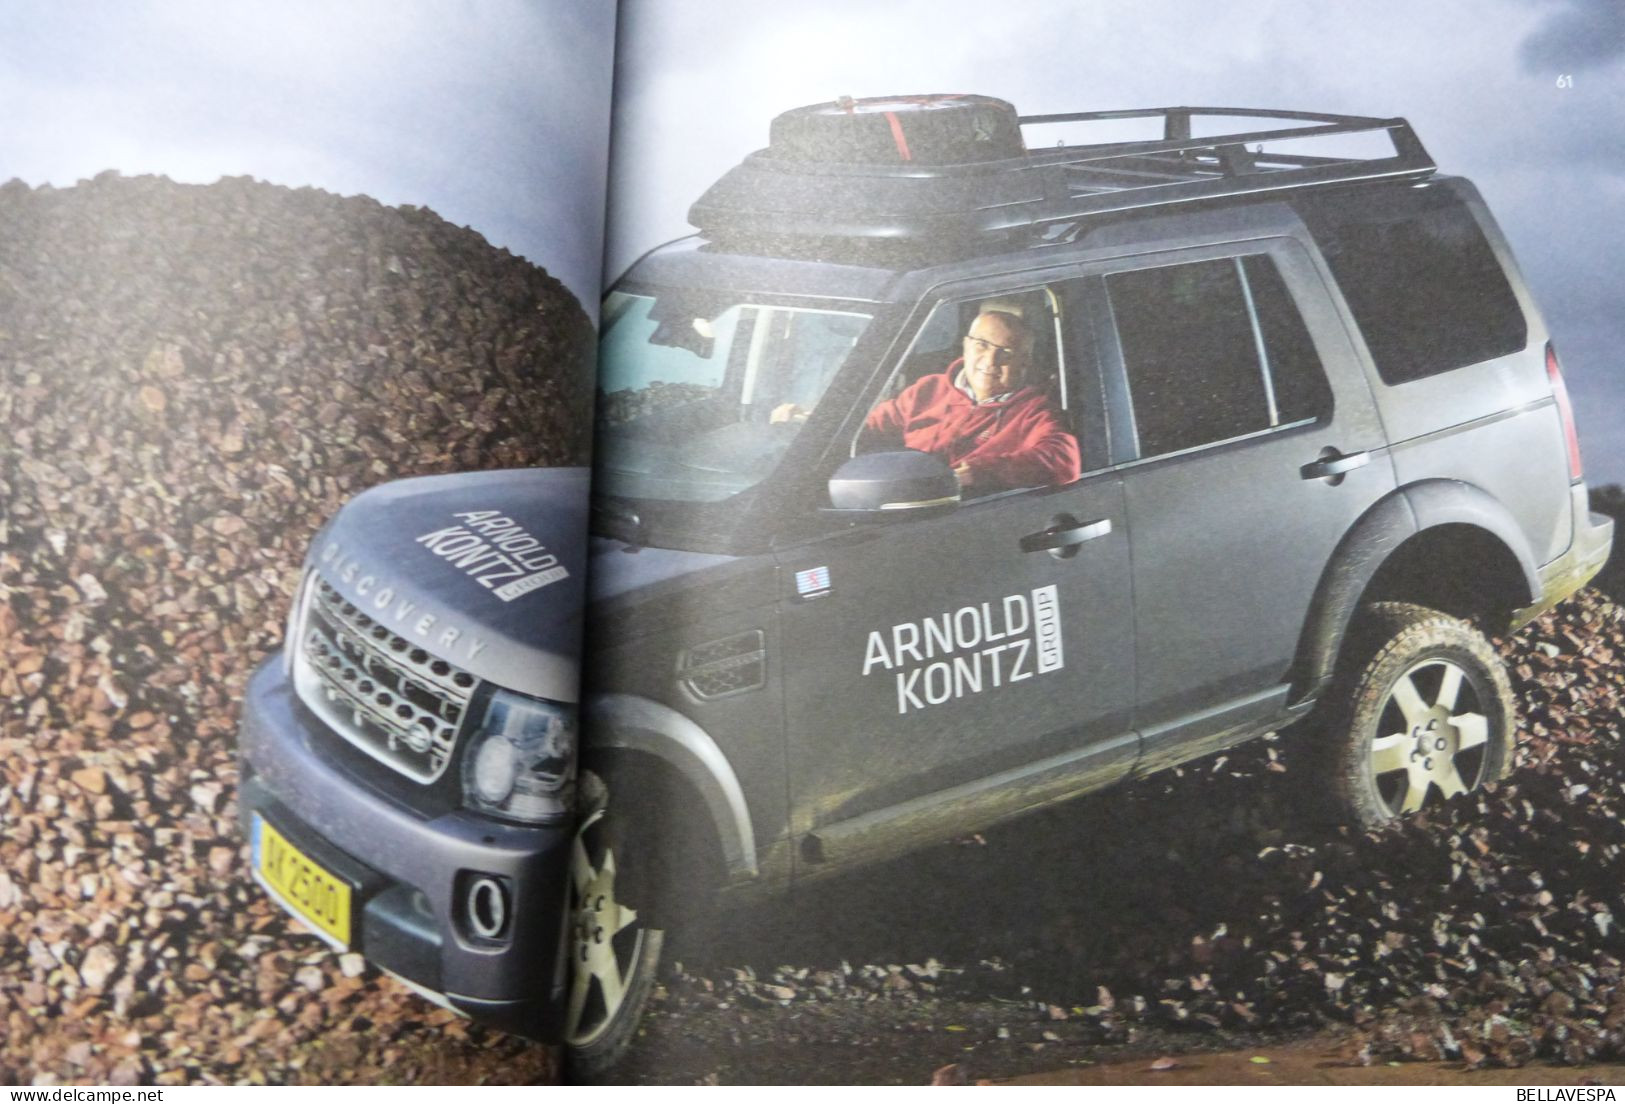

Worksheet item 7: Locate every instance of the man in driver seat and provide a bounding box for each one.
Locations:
[861,309,1080,492]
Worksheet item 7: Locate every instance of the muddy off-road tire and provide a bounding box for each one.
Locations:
[564,770,665,1078]
[1322,601,1516,831]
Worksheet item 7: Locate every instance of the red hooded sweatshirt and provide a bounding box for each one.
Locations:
[864,359,1081,490]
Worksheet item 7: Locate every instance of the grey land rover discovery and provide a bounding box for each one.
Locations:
[238,96,1613,1073]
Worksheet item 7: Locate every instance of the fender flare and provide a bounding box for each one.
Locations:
[1293,479,1542,700]
[583,693,758,879]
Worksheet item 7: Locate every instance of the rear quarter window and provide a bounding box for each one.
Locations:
[1299,185,1527,385]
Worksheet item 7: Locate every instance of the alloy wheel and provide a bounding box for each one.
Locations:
[1367,657,1491,816]
[565,806,646,1048]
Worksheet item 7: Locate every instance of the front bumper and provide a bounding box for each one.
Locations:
[237,657,572,1041]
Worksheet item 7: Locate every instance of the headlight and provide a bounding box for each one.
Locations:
[461,690,577,824]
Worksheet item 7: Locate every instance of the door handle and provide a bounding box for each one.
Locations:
[1300,449,1370,482]
[1020,515,1112,558]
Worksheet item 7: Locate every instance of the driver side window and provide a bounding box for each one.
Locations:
[874,290,1064,405]
[858,287,1082,495]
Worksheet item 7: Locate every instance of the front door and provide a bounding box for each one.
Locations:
[776,280,1137,841]
[777,476,1134,832]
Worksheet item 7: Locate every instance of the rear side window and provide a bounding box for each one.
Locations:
[1106,254,1331,458]
[1300,185,1527,385]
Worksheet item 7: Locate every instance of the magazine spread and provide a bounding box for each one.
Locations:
[5,0,1625,1090]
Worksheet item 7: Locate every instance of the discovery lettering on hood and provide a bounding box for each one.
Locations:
[861,585,1063,715]
[415,509,570,601]
[317,541,490,662]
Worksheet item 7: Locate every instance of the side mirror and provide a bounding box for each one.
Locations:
[822,450,960,522]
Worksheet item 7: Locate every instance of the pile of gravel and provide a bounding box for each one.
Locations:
[0,173,590,1085]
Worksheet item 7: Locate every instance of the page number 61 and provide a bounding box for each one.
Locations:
[1556,74,1574,89]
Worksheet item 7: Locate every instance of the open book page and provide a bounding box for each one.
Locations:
[0,2,613,1086]
[584,0,1625,1085]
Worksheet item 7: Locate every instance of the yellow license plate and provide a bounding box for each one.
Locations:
[254,814,353,946]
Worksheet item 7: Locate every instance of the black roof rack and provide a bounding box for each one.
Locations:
[689,105,1436,244]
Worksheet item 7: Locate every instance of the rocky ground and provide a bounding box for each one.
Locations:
[0,174,592,1084]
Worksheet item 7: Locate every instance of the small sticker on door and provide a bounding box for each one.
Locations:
[795,565,832,599]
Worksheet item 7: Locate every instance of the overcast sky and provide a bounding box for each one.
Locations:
[0,0,615,309]
[608,0,1625,485]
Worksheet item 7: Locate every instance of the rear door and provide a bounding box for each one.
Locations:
[1093,238,1396,769]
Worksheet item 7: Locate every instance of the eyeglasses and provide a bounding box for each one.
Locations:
[964,334,1019,366]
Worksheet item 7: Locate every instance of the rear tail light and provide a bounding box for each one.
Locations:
[1545,342,1584,482]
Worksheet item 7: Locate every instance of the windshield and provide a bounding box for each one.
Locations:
[595,290,872,503]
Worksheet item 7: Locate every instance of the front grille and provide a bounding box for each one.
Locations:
[292,576,479,782]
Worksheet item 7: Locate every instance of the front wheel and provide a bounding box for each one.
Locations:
[1322,602,1516,831]
[565,771,664,1077]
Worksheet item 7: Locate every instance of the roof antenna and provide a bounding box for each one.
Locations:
[836,95,857,114]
